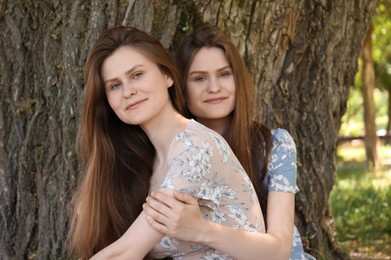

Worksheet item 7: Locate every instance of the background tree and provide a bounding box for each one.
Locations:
[0,0,377,259]
[373,0,391,143]
[338,0,391,151]
[362,23,381,171]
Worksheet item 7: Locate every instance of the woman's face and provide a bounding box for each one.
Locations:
[101,46,173,126]
[186,47,236,125]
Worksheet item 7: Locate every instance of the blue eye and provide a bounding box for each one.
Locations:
[111,82,120,89]
[194,76,206,82]
[132,72,142,79]
[220,71,232,78]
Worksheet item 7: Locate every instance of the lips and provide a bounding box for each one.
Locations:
[126,99,147,110]
[203,97,227,104]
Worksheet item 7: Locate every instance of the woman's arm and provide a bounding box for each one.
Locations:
[144,190,294,260]
[90,210,163,259]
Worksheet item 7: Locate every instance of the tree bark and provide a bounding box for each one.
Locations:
[362,24,381,171]
[0,0,377,259]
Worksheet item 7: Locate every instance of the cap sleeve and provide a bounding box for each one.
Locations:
[161,125,243,211]
[266,128,299,193]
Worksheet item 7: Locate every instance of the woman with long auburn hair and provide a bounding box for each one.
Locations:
[143,25,316,259]
[68,25,265,260]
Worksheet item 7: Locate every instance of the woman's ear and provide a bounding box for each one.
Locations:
[166,75,174,88]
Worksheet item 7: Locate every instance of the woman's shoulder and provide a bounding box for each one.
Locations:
[186,119,227,144]
[271,128,295,145]
[173,119,213,141]
[270,128,296,153]
[170,119,231,157]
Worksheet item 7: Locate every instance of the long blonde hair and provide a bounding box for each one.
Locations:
[69,25,186,259]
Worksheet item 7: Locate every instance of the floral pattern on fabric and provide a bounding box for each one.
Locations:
[152,120,264,259]
[263,129,316,260]
[263,128,299,194]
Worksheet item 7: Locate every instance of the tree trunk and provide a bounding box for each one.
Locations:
[252,1,377,257]
[0,0,377,259]
[362,24,381,171]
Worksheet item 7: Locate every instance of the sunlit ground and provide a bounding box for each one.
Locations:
[331,140,391,259]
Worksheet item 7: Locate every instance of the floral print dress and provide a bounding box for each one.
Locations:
[151,120,265,259]
[264,129,316,260]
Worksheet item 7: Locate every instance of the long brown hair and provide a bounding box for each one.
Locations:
[69,25,186,259]
[175,25,272,218]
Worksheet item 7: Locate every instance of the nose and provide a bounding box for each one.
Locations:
[206,77,221,93]
[123,82,137,97]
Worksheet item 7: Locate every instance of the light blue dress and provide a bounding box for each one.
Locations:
[262,129,316,260]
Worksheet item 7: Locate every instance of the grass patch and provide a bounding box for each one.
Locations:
[331,142,391,258]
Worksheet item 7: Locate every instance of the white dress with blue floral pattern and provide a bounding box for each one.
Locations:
[151,120,265,259]
[265,129,316,260]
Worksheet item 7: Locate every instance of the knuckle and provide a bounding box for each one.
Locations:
[154,213,162,222]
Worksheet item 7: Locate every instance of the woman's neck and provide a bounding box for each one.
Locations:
[142,107,189,162]
[196,116,232,140]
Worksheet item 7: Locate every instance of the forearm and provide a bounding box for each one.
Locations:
[90,242,135,260]
[91,211,163,260]
[199,221,292,260]
[145,190,293,259]
[90,237,143,260]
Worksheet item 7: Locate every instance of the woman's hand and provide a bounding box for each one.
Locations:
[143,190,207,243]
[144,190,295,260]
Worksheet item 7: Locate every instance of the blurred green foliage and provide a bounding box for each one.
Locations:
[332,2,391,258]
[339,88,388,136]
[373,0,391,91]
[331,145,391,256]
[339,0,391,137]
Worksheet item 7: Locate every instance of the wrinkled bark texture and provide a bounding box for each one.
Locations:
[0,0,377,259]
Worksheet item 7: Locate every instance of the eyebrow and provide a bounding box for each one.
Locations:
[188,65,231,75]
[103,64,145,85]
